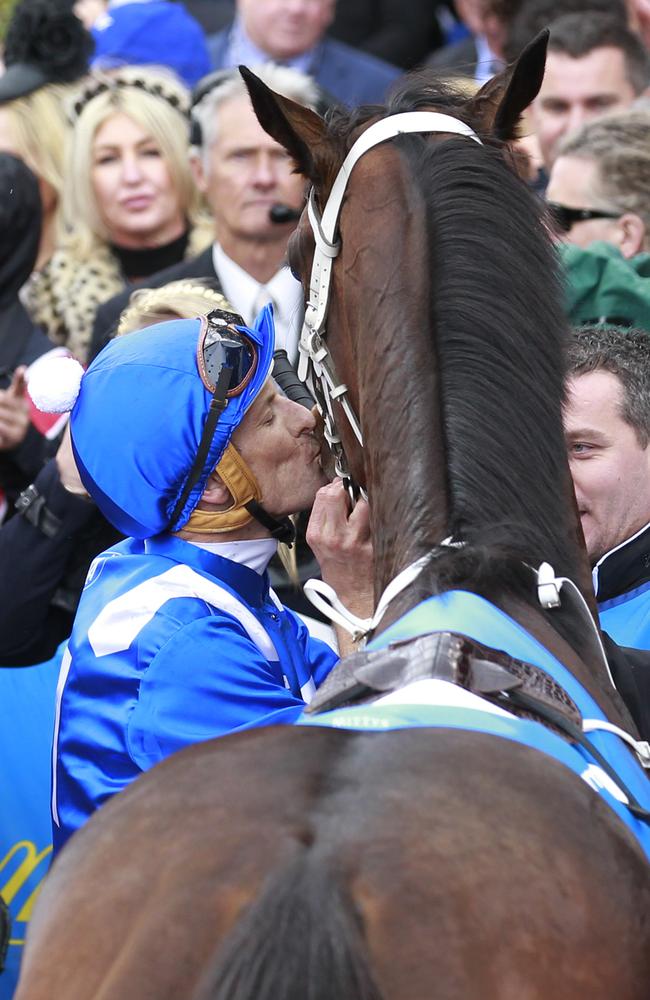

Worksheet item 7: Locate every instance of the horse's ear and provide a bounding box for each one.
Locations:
[240,66,330,183]
[468,30,549,142]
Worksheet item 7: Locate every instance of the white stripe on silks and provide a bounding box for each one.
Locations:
[300,677,317,704]
[87,564,278,660]
[51,645,73,826]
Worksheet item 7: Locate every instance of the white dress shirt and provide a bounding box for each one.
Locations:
[474,34,504,85]
[213,244,304,363]
[191,538,278,575]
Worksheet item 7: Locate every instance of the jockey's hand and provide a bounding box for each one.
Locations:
[307,479,374,644]
[0,367,30,451]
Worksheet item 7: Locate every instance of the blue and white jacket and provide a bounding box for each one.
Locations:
[52,535,338,853]
[595,523,650,651]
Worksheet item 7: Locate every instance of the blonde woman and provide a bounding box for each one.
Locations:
[34,66,212,362]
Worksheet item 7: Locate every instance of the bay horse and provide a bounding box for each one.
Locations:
[15,35,650,1000]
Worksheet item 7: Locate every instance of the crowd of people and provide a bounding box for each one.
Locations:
[1,0,650,996]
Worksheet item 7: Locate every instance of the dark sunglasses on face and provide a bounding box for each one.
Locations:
[169,310,258,527]
[546,201,621,234]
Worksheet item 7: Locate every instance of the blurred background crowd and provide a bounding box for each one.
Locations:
[1,1,650,995]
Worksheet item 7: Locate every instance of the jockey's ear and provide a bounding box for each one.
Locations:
[241,66,336,190]
[200,470,232,507]
[468,29,548,143]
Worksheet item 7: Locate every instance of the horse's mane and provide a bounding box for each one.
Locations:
[329,79,594,646]
[411,136,572,562]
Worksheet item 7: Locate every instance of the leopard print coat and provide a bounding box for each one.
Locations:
[24,226,211,363]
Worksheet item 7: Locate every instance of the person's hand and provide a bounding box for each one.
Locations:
[307,479,374,621]
[0,367,30,451]
[56,424,89,498]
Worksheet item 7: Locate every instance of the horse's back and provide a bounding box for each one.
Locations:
[17,725,650,1000]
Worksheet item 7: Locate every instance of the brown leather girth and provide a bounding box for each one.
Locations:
[306,631,582,733]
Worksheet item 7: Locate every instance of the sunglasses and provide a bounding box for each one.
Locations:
[169,310,258,528]
[546,201,620,234]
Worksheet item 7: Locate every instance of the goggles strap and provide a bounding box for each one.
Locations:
[169,365,232,528]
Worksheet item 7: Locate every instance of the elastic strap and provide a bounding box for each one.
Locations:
[245,500,296,545]
[169,366,231,528]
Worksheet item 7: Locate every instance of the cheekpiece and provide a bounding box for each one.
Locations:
[70,73,190,122]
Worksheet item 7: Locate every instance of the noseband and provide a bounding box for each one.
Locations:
[298,111,482,498]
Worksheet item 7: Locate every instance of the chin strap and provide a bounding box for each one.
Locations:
[244,500,296,545]
[184,443,295,545]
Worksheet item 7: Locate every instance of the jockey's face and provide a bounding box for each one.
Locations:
[565,370,650,563]
[232,378,327,520]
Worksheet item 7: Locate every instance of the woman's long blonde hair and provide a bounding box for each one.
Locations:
[2,82,78,238]
[62,67,209,258]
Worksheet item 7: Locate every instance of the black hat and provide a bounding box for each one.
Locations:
[0,0,93,105]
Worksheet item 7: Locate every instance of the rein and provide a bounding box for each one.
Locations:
[298,111,482,498]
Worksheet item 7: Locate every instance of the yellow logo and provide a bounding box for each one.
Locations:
[0,841,52,946]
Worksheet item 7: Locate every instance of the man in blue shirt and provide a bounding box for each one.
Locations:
[37,305,372,852]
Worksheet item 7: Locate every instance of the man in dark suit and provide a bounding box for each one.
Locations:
[206,0,401,108]
[91,64,317,362]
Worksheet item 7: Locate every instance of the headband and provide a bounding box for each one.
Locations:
[70,72,190,122]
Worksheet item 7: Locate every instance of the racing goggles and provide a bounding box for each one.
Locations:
[546,201,620,234]
[169,310,258,528]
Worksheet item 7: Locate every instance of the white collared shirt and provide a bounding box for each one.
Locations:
[190,537,278,575]
[213,244,304,362]
[474,34,504,85]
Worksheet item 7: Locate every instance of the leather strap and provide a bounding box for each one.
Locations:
[306,631,582,733]
[15,483,62,539]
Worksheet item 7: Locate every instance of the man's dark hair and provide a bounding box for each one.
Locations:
[567,326,650,446]
[544,13,650,93]
[506,0,627,60]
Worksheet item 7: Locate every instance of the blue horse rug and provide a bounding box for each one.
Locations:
[300,590,650,860]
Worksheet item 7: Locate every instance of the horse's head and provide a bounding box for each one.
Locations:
[241,34,550,495]
[240,42,642,731]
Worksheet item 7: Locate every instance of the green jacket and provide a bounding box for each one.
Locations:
[560,241,650,332]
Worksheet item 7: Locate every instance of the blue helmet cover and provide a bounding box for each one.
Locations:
[70,305,275,538]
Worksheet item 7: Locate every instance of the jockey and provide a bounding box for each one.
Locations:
[32,305,372,853]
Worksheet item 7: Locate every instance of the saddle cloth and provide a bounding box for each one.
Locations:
[299,590,650,860]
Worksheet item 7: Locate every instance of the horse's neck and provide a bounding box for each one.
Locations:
[336,148,450,598]
[335,143,627,726]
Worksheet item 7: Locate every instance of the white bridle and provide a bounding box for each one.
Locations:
[297,111,483,495]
